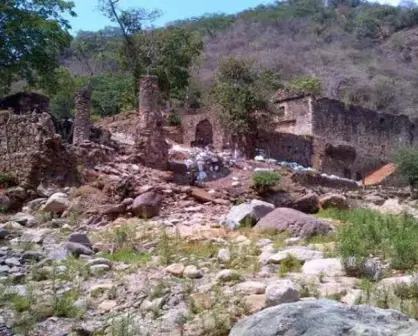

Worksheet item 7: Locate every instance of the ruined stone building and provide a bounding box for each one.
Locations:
[181,90,418,180]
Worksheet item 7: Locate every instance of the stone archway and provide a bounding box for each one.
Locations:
[194,119,213,148]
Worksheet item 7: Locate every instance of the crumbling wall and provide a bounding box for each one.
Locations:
[0,111,77,188]
[311,98,418,178]
[182,112,226,150]
[275,96,313,135]
[133,76,168,170]
[257,131,314,167]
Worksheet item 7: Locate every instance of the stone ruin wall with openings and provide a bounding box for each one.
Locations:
[0,111,77,188]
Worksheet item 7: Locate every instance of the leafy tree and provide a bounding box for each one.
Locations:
[135,26,203,101]
[0,0,76,96]
[289,75,322,95]
[395,149,418,192]
[212,58,280,155]
[98,0,160,101]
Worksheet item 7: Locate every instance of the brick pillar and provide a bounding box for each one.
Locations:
[133,75,168,170]
[73,84,91,144]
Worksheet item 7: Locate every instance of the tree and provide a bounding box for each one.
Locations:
[212,58,280,156]
[289,75,322,95]
[98,0,160,100]
[395,148,418,192]
[0,0,76,96]
[135,27,203,101]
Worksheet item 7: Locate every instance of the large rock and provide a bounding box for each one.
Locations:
[293,193,319,214]
[265,280,299,307]
[253,208,332,238]
[42,192,70,213]
[268,246,323,264]
[10,212,37,227]
[319,194,349,210]
[190,188,213,203]
[302,258,345,277]
[68,232,93,249]
[0,193,10,209]
[229,299,418,336]
[131,192,162,219]
[264,191,319,214]
[223,200,275,230]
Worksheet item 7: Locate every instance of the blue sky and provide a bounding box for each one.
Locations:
[68,0,401,34]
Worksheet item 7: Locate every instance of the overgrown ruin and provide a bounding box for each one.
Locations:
[73,83,92,145]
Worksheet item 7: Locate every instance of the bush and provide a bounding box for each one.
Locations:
[167,111,182,126]
[395,148,418,191]
[0,172,18,188]
[288,75,322,95]
[318,208,418,270]
[252,171,281,191]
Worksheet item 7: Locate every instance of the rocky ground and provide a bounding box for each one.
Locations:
[2,141,418,336]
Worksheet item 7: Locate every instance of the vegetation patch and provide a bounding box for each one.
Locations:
[101,249,152,265]
[252,171,281,192]
[318,208,418,270]
[278,254,303,277]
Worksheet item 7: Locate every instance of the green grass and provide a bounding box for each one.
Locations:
[101,249,152,265]
[318,208,418,271]
[278,254,302,277]
[252,171,281,191]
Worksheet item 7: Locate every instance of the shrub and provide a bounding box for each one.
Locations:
[0,172,18,188]
[252,171,281,191]
[278,254,303,277]
[288,75,322,95]
[395,148,418,191]
[319,208,418,270]
[167,111,182,126]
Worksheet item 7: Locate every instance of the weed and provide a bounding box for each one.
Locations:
[252,171,281,192]
[0,172,18,188]
[0,205,8,213]
[325,290,347,302]
[295,278,319,298]
[12,312,37,335]
[148,280,170,300]
[110,314,141,336]
[318,208,418,271]
[278,254,302,277]
[102,249,152,265]
[52,289,84,318]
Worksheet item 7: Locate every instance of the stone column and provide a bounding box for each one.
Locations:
[73,84,91,144]
[133,75,168,170]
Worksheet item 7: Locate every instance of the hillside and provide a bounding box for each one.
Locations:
[61,1,418,118]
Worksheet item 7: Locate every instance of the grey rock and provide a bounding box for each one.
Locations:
[0,265,10,274]
[5,257,20,267]
[90,264,111,276]
[223,200,274,230]
[20,228,52,244]
[265,280,299,307]
[64,242,93,256]
[48,248,69,261]
[0,194,10,209]
[253,207,332,238]
[68,232,92,249]
[26,198,47,211]
[302,258,345,277]
[86,258,112,268]
[268,246,323,264]
[229,299,418,336]
[131,192,162,219]
[10,212,37,227]
[21,251,44,262]
[42,192,70,213]
[184,265,203,279]
[217,248,231,263]
[0,228,9,239]
[215,269,241,283]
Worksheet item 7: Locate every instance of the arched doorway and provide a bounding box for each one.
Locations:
[194,119,213,148]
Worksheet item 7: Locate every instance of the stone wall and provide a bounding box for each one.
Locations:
[73,85,92,144]
[181,112,226,150]
[275,96,313,135]
[311,98,418,179]
[0,111,77,188]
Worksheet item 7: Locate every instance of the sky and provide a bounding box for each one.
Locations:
[68,0,401,34]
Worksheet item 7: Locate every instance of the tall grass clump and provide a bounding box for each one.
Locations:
[318,208,418,270]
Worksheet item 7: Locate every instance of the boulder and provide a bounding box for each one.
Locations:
[223,200,275,230]
[253,208,332,238]
[229,299,418,336]
[268,246,323,264]
[184,265,203,279]
[0,193,10,209]
[10,212,37,227]
[293,193,319,214]
[64,242,93,256]
[68,232,93,249]
[0,228,9,239]
[265,280,299,307]
[320,194,349,210]
[302,258,345,277]
[218,248,231,263]
[190,188,213,203]
[42,192,70,213]
[131,192,162,219]
[165,263,185,277]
